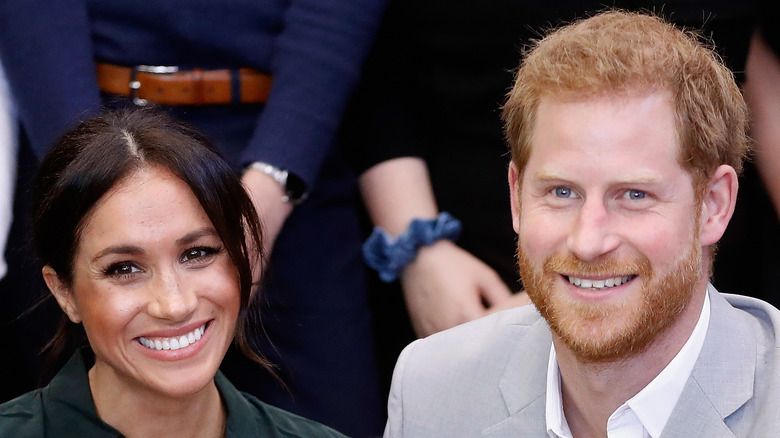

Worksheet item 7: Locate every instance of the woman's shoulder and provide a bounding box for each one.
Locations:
[0,390,46,436]
[216,371,347,437]
[240,393,349,437]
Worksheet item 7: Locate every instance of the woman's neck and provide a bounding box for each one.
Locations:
[88,365,227,438]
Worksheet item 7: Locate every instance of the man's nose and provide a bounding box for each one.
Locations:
[147,269,197,321]
[566,198,620,261]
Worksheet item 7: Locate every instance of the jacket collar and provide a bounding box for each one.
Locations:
[41,348,265,438]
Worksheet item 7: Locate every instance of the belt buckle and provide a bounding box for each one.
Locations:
[129,65,179,106]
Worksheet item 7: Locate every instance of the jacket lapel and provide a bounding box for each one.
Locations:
[483,316,552,437]
[661,287,754,438]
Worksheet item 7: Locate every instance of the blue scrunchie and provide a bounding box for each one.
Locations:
[362,212,462,282]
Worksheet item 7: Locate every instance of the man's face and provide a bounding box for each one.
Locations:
[513,92,705,363]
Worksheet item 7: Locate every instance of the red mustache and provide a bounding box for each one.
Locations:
[544,253,652,279]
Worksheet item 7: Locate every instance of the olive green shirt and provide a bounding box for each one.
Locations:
[0,349,347,437]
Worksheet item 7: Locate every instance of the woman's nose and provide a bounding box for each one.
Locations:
[146,269,197,321]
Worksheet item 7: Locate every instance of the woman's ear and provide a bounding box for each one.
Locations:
[42,265,82,323]
[699,164,739,246]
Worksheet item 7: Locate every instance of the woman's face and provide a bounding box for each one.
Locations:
[46,166,240,399]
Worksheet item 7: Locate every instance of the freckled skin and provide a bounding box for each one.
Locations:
[58,166,240,401]
[512,92,704,362]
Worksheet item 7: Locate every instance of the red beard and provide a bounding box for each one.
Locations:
[518,242,701,363]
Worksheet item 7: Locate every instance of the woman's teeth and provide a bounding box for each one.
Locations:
[138,324,206,351]
[568,275,634,290]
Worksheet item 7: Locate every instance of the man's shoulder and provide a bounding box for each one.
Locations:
[722,293,780,330]
[394,304,549,398]
[407,304,547,365]
[719,292,780,349]
[385,305,551,436]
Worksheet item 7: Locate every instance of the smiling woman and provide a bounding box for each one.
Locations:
[0,109,344,437]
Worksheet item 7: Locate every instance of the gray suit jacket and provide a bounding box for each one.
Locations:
[385,286,780,437]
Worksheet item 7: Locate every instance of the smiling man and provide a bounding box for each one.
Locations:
[383,11,780,438]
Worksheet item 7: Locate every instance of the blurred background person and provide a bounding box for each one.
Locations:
[0,47,57,404]
[0,59,15,283]
[745,0,780,225]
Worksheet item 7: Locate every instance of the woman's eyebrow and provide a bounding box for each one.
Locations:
[175,227,219,247]
[92,245,144,262]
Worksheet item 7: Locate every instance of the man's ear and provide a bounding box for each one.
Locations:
[42,265,82,324]
[508,162,521,234]
[699,165,738,246]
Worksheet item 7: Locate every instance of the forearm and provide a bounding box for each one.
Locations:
[360,157,512,336]
[241,169,294,254]
[746,30,780,218]
[0,0,100,157]
[359,157,438,235]
[242,0,388,187]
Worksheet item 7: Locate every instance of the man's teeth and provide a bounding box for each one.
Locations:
[139,324,206,351]
[568,275,633,290]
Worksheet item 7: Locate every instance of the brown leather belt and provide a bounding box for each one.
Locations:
[95,62,272,106]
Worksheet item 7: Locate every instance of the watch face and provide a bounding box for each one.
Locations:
[285,172,308,203]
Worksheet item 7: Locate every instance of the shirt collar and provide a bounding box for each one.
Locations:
[42,348,264,437]
[545,286,712,438]
[546,346,571,438]
[43,348,123,436]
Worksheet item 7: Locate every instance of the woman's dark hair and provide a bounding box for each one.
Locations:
[33,107,272,373]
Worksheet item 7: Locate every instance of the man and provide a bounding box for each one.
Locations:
[384,11,780,438]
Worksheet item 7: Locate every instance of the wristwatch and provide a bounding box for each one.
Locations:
[247,161,309,204]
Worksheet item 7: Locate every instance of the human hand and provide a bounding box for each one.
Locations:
[400,240,512,337]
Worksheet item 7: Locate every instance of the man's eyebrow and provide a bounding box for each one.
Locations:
[531,170,568,182]
[175,227,219,247]
[532,170,662,185]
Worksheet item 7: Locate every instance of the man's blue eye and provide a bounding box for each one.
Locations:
[554,187,574,198]
[627,190,646,200]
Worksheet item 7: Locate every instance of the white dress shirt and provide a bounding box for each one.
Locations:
[0,59,18,281]
[546,288,712,438]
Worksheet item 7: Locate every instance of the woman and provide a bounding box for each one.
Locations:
[0,108,345,437]
[0,3,386,433]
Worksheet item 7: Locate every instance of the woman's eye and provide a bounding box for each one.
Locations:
[553,187,576,198]
[181,246,219,263]
[625,189,647,200]
[104,262,141,278]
